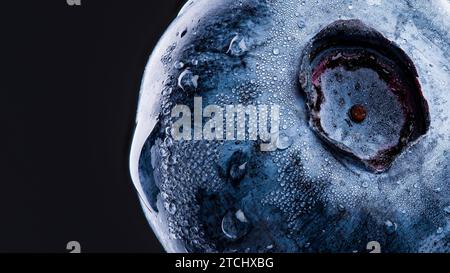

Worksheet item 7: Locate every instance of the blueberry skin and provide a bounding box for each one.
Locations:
[130,0,450,253]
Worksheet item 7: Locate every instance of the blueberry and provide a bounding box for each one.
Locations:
[130,0,450,253]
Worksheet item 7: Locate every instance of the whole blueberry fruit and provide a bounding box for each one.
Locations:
[130,0,450,253]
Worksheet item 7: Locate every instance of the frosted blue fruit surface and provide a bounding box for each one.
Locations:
[130,0,450,253]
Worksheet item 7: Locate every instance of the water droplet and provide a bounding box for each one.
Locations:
[227,34,248,56]
[276,134,292,150]
[178,69,199,91]
[174,61,185,69]
[164,202,177,215]
[162,87,173,96]
[297,19,306,29]
[221,210,249,240]
[362,181,369,188]
[437,227,444,234]
[384,220,397,234]
[272,48,280,55]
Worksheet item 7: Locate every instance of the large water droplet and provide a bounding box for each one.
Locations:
[221,210,250,240]
[178,69,199,91]
[276,134,292,150]
[227,34,248,56]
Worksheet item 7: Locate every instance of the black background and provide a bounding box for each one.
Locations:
[0,0,187,253]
